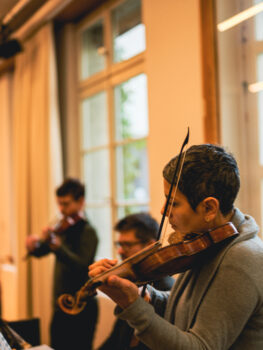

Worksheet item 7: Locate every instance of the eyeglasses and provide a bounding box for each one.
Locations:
[114,241,142,249]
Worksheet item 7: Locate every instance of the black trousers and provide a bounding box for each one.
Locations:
[50,298,98,350]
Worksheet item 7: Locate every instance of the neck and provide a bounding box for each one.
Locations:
[212,209,235,229]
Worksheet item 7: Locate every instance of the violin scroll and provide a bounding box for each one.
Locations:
[57,242,162,314]
[57,279,103,315]
[57,293,87,315]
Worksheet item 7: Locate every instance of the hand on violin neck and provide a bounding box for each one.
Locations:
[88,258,139,309]
[101,275,139,309]
[26,235,40,252]
[89,258,118,277]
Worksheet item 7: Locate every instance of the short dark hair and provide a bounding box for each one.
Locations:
[163,144,240,216]
[56,178,85,200]
[114,212,159,242]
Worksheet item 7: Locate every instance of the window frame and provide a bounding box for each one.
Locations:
[76,0,148,257]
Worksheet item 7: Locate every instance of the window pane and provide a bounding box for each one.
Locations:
[87,206,112,259]
[81,19,105,79]
[83,150,110,201]
[81,92,108,149]
[254,0,263,41]
[117,206,149,219]
[116,140,149,201]
[114,74,148,141]
[112,0,145,63]
[257,53,263,165]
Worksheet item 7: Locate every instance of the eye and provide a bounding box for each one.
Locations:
[168,201,178,207]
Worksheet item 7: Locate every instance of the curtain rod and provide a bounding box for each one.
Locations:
[2,0,32,25]
[11,0,73,41]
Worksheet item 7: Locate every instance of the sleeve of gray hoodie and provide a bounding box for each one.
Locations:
[115,242,263,350]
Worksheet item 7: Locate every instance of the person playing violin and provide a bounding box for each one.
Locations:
[89,144,263,350]
[98,212,174,350]
[26,178,98,350]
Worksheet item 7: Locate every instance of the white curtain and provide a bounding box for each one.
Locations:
[0,72,17,319]
[0,73,13,260]
[12,22,63,344]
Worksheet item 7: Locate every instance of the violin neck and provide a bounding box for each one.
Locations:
[85,241,162,287]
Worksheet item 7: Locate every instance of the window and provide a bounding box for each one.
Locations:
[216,0,263,231]
[114,74,149,218]
[112,0,145,63]
[81,19,105,79]
[78,0,147,258]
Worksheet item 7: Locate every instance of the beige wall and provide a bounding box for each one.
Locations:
[144,0,204,221]
[0,0,204,347]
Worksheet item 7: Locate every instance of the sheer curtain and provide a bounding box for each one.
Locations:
[12,22,63,344]
[0,72,13,260]
[0,72,17,319]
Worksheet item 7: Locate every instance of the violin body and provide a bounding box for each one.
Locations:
[25,214,84,259]
[134,222,238,281]
[45,213,83,242]
[58,222,239,315]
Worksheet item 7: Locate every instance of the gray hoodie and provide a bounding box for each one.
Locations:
[116,208,263,349]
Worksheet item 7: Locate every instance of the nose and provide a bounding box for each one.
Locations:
[117,246,124,256]
[59,207,65,215]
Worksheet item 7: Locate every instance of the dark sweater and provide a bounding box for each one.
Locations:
[31,218,99,350]
[30,218,98,307]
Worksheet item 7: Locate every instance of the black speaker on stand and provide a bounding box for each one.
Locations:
[0,24,23,59]
[0,38,22,59]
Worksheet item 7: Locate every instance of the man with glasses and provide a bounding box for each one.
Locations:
[98,212,174,350]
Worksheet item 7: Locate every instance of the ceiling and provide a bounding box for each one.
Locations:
[0,0,105,60]
[0,0,48,39]
[0,0,107,33]
[0,0,20,21]
[0,0,107,60]
[55,0,107,23]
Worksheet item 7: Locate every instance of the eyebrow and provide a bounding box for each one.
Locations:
[165,194,176,200]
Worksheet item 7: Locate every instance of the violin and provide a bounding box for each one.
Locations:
[57,222,239,315]
[25,213,83,259]
[44,213,83,243]
[57,129,239,315]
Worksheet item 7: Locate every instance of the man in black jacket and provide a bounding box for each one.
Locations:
[98,212,174,350]
[26,178,98,350]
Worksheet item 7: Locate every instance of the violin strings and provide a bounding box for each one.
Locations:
[160,150,187,246]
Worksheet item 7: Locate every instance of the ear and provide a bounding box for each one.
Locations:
[77,196,85,207]
[201,197,219,222]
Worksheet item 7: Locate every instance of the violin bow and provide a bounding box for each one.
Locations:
[140,128,189,299]
[157,127,189,241]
